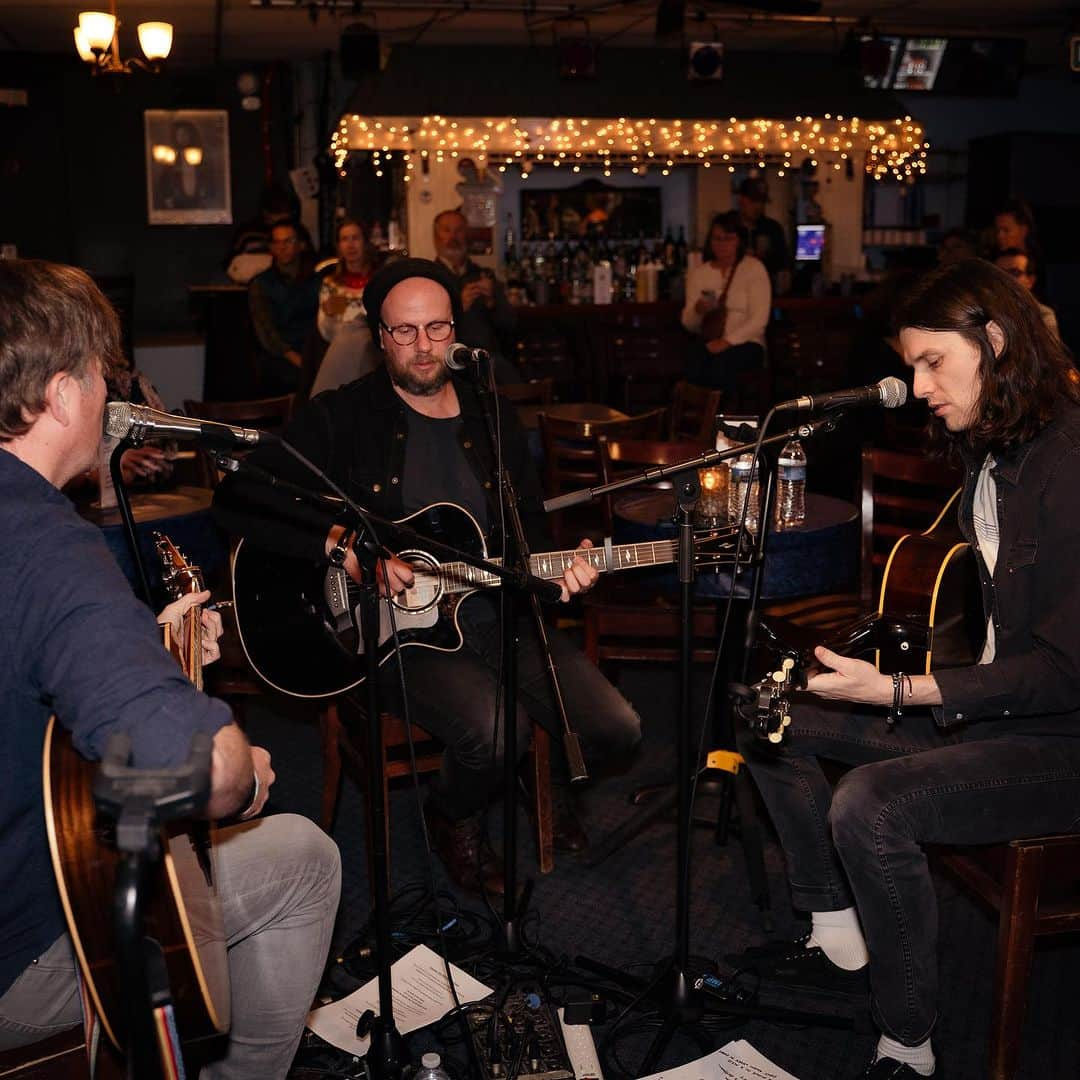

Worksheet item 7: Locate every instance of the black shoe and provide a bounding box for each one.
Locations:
[852,1056,940,1079]
[729,940,869,999]
[723,930,811,967]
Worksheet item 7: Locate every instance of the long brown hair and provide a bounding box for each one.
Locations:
[0,260,121,441]
[892,258,1078,454]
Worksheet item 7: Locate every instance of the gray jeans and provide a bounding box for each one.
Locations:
[0,813,341,1080]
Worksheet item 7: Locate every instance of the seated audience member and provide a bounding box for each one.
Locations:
[248,221,321,394]
[0,259,341,1079]
[310,218,382,396]
[936,227,977,266]
[994,247,1060,341]
[433,208,522,384]
[681,210,771,405]
[225,182,298,284]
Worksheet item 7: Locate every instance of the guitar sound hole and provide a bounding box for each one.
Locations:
[393,552,442,613]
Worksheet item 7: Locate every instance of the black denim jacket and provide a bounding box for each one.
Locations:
[213,366,551,563]
[933,399,1080,736]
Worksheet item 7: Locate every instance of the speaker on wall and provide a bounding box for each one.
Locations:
[340,25,381,80]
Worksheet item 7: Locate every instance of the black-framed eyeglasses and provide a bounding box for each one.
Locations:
[380,320,454,346]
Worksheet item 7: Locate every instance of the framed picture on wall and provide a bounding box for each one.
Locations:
[144,109,232,225]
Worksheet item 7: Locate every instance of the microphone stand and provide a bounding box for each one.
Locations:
[468,361,588,959]
[554,417,849,1075]
[211,445,560,1073]
[109,437,154,605]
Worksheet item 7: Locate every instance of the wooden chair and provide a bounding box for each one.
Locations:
[498,377,555,407]
[0,1029,90,1080]
[538,408,666,546]
[669,380,722,444]
[762,444,963,634]
[936,834,1080,1078]
[320,697,554,891]
[583,436,722,670]
[182,394,296,489]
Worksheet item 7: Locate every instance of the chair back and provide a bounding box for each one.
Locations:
[599,437,711,533]
[860,445,964,603]
[669,380,722,443]
[537,408,666,544]
[498,377,555,406]
[183,394,296,487]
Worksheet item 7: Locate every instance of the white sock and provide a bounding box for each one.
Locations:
[806,907,869,971]
[876,1034,935,1076]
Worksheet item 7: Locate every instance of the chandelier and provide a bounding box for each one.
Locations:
[73,2,173,75]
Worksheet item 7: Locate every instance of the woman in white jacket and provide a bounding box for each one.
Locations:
[682,211,772,406]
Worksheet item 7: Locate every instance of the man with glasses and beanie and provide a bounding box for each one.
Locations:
[214,258,641,896]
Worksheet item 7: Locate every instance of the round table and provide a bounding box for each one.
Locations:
[517,401,629,431]
[614,489,858,600]
[79,485,227,597]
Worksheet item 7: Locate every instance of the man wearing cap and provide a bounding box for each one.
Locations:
[737,177,790,281]
[214,258,641,896]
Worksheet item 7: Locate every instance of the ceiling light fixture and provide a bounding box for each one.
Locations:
[74,1,173,75]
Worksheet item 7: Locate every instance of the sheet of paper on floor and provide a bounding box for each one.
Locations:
[639,1038,801,1080]
[306,943,494,1056]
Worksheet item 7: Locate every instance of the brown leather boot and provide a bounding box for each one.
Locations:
[423,800,505,896]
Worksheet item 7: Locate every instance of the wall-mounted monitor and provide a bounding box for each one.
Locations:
[795,224,825,262]
[861,35,1025,96]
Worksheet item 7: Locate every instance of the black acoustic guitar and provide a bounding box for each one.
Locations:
[745,490,984,743]
[232,500,738,699]
[43,535,230,1052]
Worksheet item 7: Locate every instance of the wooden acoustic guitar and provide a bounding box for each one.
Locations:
[42,534,230,1053]
[746,489,984,743]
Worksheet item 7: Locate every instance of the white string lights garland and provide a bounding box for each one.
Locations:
[332,113,927,182]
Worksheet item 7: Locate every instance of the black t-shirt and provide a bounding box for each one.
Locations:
[401,404,489,535]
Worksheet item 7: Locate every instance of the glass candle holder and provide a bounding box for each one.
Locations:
[696,465,729,525]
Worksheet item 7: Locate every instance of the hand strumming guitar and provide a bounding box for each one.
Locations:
[806,646,943,708]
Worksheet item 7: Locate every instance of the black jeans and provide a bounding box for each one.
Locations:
[380,595,642,819]
[686,340,764,404]
[736,699,1080,1044]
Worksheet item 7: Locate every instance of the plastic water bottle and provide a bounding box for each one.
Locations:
[775,437,807,530]
[728,453,760,533]
[414,1052,452,1080]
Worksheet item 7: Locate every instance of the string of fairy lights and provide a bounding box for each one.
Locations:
[331,114,928,182]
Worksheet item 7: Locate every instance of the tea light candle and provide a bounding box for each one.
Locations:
[697,465,728,523]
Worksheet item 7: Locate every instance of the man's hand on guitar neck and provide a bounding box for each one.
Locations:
[325,525,600,603]
[806,646,942,708]
[559,538,599,602]
[157,589,224,666]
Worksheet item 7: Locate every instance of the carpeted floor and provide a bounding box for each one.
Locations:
[245,662,1080,1080]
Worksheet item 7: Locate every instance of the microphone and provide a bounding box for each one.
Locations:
[444,343,491,370]
[104,401,275,448]
[775,376,908,413]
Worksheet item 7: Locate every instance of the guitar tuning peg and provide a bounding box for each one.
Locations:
[768,731,783,744]
[781,657,795,672]
[771,669,786,683]
[782,714,792,727]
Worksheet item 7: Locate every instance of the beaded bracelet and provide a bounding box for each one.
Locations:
[887,672,915,726]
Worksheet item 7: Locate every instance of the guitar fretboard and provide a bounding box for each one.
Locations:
[436,540,679,593]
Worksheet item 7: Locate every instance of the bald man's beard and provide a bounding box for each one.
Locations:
[386,349,451,396]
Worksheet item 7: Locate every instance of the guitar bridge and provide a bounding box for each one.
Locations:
[323,567,354,634]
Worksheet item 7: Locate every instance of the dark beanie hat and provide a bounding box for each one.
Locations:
[363,256,464,347]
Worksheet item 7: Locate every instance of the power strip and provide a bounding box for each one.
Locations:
[556,1008,603,1080]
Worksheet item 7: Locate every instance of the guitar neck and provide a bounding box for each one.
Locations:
[437,540,678,592]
